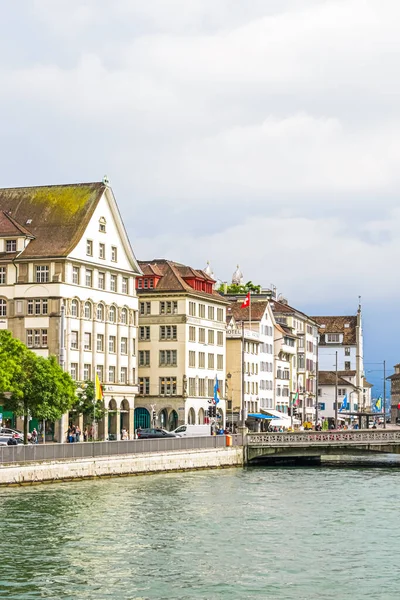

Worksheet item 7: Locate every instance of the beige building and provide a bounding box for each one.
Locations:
[0,181,141,441]
[136,260,228,430]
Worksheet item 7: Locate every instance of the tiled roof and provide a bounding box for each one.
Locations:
[0,182,106,258]
[318,371,356,387]
[271,300,319,324]
[337,370,356,377]
[226,300,270,323]
[137,259,227,302]
[0,211,35,238]
[312,315,357,345]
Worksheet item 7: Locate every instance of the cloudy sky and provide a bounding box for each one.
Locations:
[1,0,398,392]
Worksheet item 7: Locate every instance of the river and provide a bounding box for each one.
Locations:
[0,467,399,599]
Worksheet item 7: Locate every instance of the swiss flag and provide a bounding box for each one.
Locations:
[397,402,400,410]
[241,292,251,309]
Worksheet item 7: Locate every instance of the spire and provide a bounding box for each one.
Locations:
[203,260,214,278]
[232,264,243,285]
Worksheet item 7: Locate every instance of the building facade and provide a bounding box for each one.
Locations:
[0,182,141,440]
[317,371,357,422]
[136,260,228,430]
[389,364,400,424]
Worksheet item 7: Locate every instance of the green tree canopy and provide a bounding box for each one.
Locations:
[218,280,262,295]
[0,331,76,443]
[70,380,105,422]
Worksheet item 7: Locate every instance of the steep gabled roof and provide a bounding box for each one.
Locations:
[0,182,106,259]
[0,211,35,238]
[318,371,357,387]
[312,316,357,345]
[227,300,270,323]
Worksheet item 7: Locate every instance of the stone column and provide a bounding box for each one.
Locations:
[116,320,121,384]
[104,316,109,383]
[79,307,85,381]
[116,409,121,440]
[92,304,98,379]
[129,407,134,439]
[57,413,69,444]
[128,318,134,384]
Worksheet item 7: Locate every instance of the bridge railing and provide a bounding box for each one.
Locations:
[247,429,400,446]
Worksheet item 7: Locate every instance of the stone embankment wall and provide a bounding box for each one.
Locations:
[0,447,243,486]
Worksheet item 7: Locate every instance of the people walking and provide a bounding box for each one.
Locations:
[31,428,38,444]
[83,427,88,442]
[7,434,18,446]
[75,425,81,442]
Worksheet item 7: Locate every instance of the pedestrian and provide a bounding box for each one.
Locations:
[7,434,18,446]
[75,425,81,442]
[83,427,88,442]
[71,425,76,443]
[121,428,128,440]
[31,428,38,444]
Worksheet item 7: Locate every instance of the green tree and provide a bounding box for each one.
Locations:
[0,330,27,396]
[218,281,262,295]
[71,380,105,424]
[1,339,76,444]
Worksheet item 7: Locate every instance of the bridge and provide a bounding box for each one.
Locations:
[246,429,400,464]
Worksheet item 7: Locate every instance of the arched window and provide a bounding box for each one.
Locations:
[84,302,92,319]
[0,299,7,317]
[97,303,104,321]
[121,308,128,324]
[109,306,116,323]
[71,299,79,317]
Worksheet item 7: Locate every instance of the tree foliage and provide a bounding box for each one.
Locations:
[218,280,262,295]
[0,331,76,443]
[71,380,105,421]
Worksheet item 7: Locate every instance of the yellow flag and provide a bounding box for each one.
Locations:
[95,374,103,401]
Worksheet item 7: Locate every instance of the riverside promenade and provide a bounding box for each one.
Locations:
[0,435,243,486]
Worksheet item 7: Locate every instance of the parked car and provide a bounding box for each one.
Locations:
[0,428,26,440]
[137,428,176,439]
[173,424,211,437]
[0,436,24,446]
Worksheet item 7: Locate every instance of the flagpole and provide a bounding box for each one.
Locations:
[249,290,251,333]
[383,360,386,429]
[335,351,338,429]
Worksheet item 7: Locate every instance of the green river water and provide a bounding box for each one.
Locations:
[0,467,399,599]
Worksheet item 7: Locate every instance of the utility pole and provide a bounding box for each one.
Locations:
[315,357,319,427]
[335,351,338,429]
[241,321,246,425]
[383,360,386,430]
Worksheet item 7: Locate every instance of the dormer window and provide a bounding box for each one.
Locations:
[99,217,106,233]
[6,240,16,252]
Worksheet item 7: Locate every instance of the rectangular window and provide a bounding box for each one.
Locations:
[159,349,177,366]
[208,306,215,320]
[189,351,196,368]
[199,328,205,343]
[217,308,223,322]
[189,326,196,342]
[159,377,177,396]
[189,301,196,316]
[85,269,92,287]
[122,277,128,294]
[140,302,151,315]
[72,266,80,285]
[208,379,214,397]
[327,334,340,343]
[140,326,150,341]
[70,363,78,381]
[139,350,150,366]
[344,361,351,370]
[208,353,214,369]
[198,352,205,368]
[109,336,116,353]
[217,354,223,370]
[71,331,78,350]
[120,367,127,384]
[199,378,205,396]
[99,243,105,259]
[98,272,105,290]
[96,365,104,381]
[6,240,16,252]
[111,246,117,262]
[208,330,214,345]
[83,364,91,381]
[139,377,150,395]
[108,366,116,383]
[27,300,34,315]
[84,332,91,350]
[36,265,49,283]
[121,337,128,354]
[345,347,350,356]
[160,325,177,340]
[42,299,48,315]
[86,240,93,256]
[160,301,178,315]
[35,299,41,315]
[110,275,117,292]
[217,331,223,346]
[97,334,104,352]
[189,378,196,396]
[26,329,33,347]
[0,267,6,284]
[199,304,205,318]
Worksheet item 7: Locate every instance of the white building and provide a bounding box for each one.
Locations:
[274,323,297,415]
[136,260,228,430]
[317,371,358,421]
[0,181,141,440]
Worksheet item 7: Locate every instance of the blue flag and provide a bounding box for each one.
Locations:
[213,376,220,404]
[339,395,348,412]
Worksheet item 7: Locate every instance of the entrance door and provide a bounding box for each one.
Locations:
[167,410,178,431]
[134,407,150,430]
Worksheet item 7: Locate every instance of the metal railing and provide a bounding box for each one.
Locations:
[0,434,243,465]
[247,430,400,446]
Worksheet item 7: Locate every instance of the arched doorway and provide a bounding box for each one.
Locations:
[134,407,150,430]
[120,399,129,438]
[188,407,196,424]
[108,399,117,440]
[158,408,168,429]
[167,410,178,431]
[198,407,205,424]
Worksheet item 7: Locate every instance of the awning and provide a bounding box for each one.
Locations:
[248,413,277,420]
